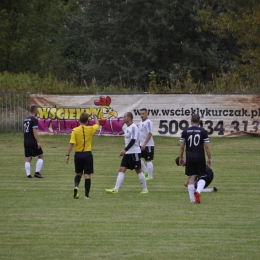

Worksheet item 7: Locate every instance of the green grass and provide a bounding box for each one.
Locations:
[0,134,260,260]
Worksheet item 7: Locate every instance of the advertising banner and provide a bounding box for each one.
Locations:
[30,94,260,137]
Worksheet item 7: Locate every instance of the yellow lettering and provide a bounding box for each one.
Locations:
[56,108,65,120]
[38,107,50,119]
[69,108,76,119]
[49,107,57,119]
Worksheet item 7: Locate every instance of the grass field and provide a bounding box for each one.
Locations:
[0,133,260,260]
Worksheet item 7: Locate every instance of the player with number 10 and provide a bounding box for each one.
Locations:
[179,114,212,204]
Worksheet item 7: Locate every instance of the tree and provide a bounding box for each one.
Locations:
[199,0,260,89]
[0,0,77,78]
[63,0,227,88]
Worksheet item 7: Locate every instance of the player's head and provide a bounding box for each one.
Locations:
[79,112,89,124]
[175,157,180,166]
[124,112,133,124]
[30,105,38,116]
[191,114,200,125]
[175,156,186,166]
[139,108,148,121]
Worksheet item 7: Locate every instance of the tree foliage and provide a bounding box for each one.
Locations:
[0,0,77,78]
[0,0,260,91]
[199,0,260,89]
[63,0,228,88]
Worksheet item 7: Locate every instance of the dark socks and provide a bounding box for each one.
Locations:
[74,175,81,187]
[85,179,91,197]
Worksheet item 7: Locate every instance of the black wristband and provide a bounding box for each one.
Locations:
[66,154,70,156]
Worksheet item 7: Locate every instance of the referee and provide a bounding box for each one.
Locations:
[66,112,99,199]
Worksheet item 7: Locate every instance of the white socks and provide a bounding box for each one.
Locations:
[188,184,195,202]
[138,172,148,191]
[196,180,206,194]
[141,160,147,173]
[25,159,44,176]
[202,188,214,193]
[36,159,44,173]
[147,161,153,178]
[25,162,31,176]
[114,172,125,190]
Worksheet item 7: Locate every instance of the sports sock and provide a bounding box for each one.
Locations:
[85,179,91,197]
[138,172,148,191]
[147,161,153,178]
[196,180,206,194]
[188,184,195,202]
[202,188,214,193]
[74,175,81,187]
[141,160,147,173]
[36,159,43,173]
[25,162,31,176]
[114,172,125,190]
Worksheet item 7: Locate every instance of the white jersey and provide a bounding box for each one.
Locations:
[139,119,154,146]
[124,123,141,154]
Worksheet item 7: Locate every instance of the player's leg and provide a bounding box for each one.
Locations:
[84,153,94,199]
[186,161,197,203]
[145,146,154,179]
[146,160,153,179]
[187,175,197,203]
[106,154,128,193]
[35,153,44,178]
[136,168,148,193]
[140,149,148,177]
[74,153,83,199]
[106,166,126,193]
[194,160,207,203]
[141,159,148,177]
[84,174,91,199]
[25,152,32,178]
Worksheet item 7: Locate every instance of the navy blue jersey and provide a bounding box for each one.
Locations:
[180,125,209,160]
[24,116,38,146]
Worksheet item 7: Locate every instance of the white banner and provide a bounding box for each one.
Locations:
[30,94,260,137]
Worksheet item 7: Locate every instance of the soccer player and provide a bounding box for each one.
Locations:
[66,112,99,199]
[179,114,212,204]
[175,157,217,193]
[139,108,154,180]
[23,105,44,178]
[105,112,148,194]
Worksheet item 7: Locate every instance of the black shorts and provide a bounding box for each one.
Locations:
[24,145,43,158]
[185,158,206,177]
[120,153,141,170]
[194,169,214,189]
[74,152,94,174]
[140,146,154,161]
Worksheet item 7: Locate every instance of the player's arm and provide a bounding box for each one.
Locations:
[66,143,74,164]
[120,139,135,156]
[92,112,100,126]
[141,132,152,150]
[179,141,185,166]
[33,128,41,148]
[204,142,212,166]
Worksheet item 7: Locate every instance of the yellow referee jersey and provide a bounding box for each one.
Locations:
[70,124,99,152]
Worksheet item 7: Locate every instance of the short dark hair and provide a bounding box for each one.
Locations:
[30,105,38,113]
[79,112,89,123]
[125,112,133,120]
[191,114,200,123]
[140,108,147,112]
[175,157,180,166]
